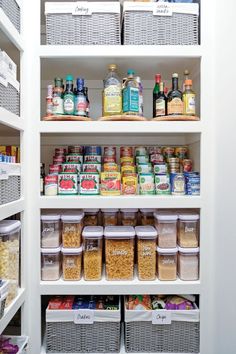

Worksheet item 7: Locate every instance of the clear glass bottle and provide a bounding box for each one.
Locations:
[63,75,75,115]
[136,76,143,116]
[123,69,139,116]
[183,79,196,116]
[103,64,122,116]
[182,69,190,92]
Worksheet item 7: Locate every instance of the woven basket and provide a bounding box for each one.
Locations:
[45,2,121,45]
[0,0,21,32]
[0,82,20,116]
[0,164,21,205]
[0,297,6,319]
[123,2,199,45]
[0,280,9,319]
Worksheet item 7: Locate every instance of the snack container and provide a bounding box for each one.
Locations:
[41,213,61,248]
[84,209,99,226]
[0,220,21,305]
[61,211,84,248]
[136,226,157,281]
[41,247,61,281]
[178,213,199,247]
[140,209,155,226]
[58,173,78,195]
[155,212,178,248]
[157,247,178,281]
[121,209,138,226]
[104,226,135,281]
[82,226,103,281]
[80,173,100,195]
[62,247,82,281]
[102,209,119,226]
[178,247,199,281]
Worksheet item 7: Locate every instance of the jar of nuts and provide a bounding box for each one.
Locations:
[178,213,199,248]
[136,226,157,281]
[82,226,103,281]
[155,212,178,248]
[121,209,138,227]
[61,211,84,248]
[102,209,119,226]
[83,209,99,226]
[104,226,135,281]
[62,247,82,281]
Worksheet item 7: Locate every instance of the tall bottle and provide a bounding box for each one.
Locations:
[154,82,167,117]
[74,78,87,117]
[63,75,75,115]
[183,79,196,116]
[182,69,190,91]
[52,78,64,115]
[123,69,139,116]
[103,64,122,116]
[136,76,143,116]
[153,74,161,118]
[84,87,90,117]
[167,73,183,116]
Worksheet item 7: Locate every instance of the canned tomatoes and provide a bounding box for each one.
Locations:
[68,145,84,154]
[84,146,102,155]
[55,147,67,155]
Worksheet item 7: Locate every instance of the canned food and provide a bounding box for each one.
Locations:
[137,163,152,174]
[104,146,116,157]
[68,145,84,154]
[65,154,83,164]
[53,156,65,164]
[121,165,136,174]
[104,163,119,172]
[175,146,188,159]
[103,156,116,164]
[55,147,67,155]
[136,155,149,164]
[185,172,200,195]
[84,146,102,155]
[155,174,171,195]
[62,162,81,173]
[182,159,193,172]
[120,146,133,158]
[122,175,138,195]
[150,153,164,164]
[80,173,100,195]
[82,163,101,173]
[49,164,62,174]
[120,156,134,165]
[45,175,58,196]
[84,155,102,163]
[162,146,175,159]
[170,173,186,196]
[154,163,167,175]
[139,173,155,195]
[149,147,162,155]
[58,173,78,195]
[168,158,180,164]
[135,146,147,156]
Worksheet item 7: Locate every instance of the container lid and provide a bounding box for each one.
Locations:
[178,246,199,254]
[82,226,103,239]
[179,213,200,221]
[41,213,60,221]
[61,210,84,221]
[120,209,138,213]
[157,247,178,254]
[84,209,99,213]
[62,246,82,255]
[135,226,157,239]
[41,246,61,254]
[0,220,21,234]
[140,209,155,213]
[101,208,119,213]
[154,211,178,221]
[104,226,135,239]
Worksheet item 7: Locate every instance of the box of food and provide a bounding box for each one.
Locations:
[100,172,121,196]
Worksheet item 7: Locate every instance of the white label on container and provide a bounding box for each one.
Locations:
[72,2,92,16]
[0,167,8,180]
[152,310,172,325]
[153,4,172,17]
[74,310,94,324]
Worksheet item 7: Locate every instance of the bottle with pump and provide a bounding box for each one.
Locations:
[153,74,161,118]
[63,75,75,115]
[167,73,183,116]
[123,69,140,115]
[103,64,122,116]
[183,79,196,116]
[154,82,167,117]
[74,78,87,117]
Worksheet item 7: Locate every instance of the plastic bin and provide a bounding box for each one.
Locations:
[157,247,177,281]
[178,246,199,281]
[0,0,21,32]
[102,209,119,226]
[61,211,84,248]
[140,209,155,226]
[84,209,99,226]
[121,209,138,226]
[155,211,178,248]
[0,220,20,305]
[82,226,103,281]
[62,247,82,281]
[105,226,135,281]
[178,213,199,247]
[41,213,61,248]
[41,247,61,281]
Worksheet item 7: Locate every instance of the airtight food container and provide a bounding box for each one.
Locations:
[178,213,199,248]
[157,247,178,281]
[155,212,178,248]
[62,247,82,281]
[102,209,119,226]
[83,209,99,226]
[140,209,155,226]
[41,213,61,248]
[121,209,138,227]
[82,226,103,281]
[41,247,61,281]
[178,247,199,281]
[61,211,84,248]
[104,226,135,281]
[136,226,157,281]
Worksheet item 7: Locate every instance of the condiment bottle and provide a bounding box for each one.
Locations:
[153,74,161,118]
[103,64,122,116]
[40,163,45,195]
[183,69,190,92]
[153,81,167,117]
[167,73,183,116]
[74,78,87,117]
[136,76,143,116]
[123,69,140,116]
[183,79,196,116]
[63,75,75,115]
[46,85,53,116]
[84,87,90,117]
[52,78,64,115]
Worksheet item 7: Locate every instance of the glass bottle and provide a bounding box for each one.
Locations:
[63,75,75,115]
[154,81,167,117]
[123,69,139,116]
[153,74,161,118]
[52,78,64,115]
[84,87,90,117]
[46,85,53,117]
[74,78,87,117]
[183,79,196,116]
[167,73,183,116]
[40,163,45,195]
[103,64,122,116]
[136,76,143,116]
[183,69,190,92]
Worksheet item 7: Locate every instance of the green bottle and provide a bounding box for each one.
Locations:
[153,73,161,118]
[63,75,75,115]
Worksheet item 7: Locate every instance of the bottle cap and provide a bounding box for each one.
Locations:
[109,64,117,71]
[184,69,190,75]
[66,75,74,81]
[54,78,63,86]
[155,74,161,82]
[136,76,141,83]
[172,73,178,78]
[127,69,135,76]
[185,79,192,86]
[77,78,84,87]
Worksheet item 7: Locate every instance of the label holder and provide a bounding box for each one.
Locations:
[152,310,172,325]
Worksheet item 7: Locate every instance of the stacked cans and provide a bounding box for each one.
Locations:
[185,172,200,195]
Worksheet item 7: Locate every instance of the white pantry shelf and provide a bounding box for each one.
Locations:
[0,8,23,51]
[0,198,25,221]
[0,108,24,131]
[0,288,26,334]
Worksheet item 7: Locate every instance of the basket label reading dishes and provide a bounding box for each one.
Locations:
[152,310,172,325]
[72,2,92,16]
[74,310,94,324]
[153,4,172,17]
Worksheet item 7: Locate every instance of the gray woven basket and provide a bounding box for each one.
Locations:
[46,321,121,353]
[0,297,6,319]
[125,321,200,353]
[0,0,21,33]
[0,82,20,116]
[0,176,21,205]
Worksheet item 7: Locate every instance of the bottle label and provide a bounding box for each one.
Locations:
[52,96,64,115]
[64,94,75,115]
[167,97,183,115]
[139,94,143,116]
[184,94,196,115]
[155,98,166,116]
[75,96,87,116]
[104,86,122,114]
[123,87,139,113]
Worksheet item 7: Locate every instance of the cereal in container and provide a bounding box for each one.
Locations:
[140,209,155,226]
[178,213,199,248]
[102,209,119,226]
[83,209,99,226]
[41,213,61,248]
[120,209,138,226]
[62,247,82,281]
[104,226,135,281]
[136,226,157,281]
[41,247,61,281]
[82,226,103,281]
[61,211,84,248]
[157,247,177,281]
[178,247,199,281]
[155,212,178,248]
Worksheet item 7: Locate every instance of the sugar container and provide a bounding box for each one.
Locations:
[178,247,199,281]
[41,247,61,281]
[155,212,178,248]
[41,213,61,248]
[178,213,199,248]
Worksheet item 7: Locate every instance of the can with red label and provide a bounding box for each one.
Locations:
[103,156,117,164]
[104,146,116,157]
[55,147,67,155]
[49,164,62,174]
[53,155,65,164]
[120,146,133,158]
[182,159,193,172]
[44,175,58,196]
[68,145,84,154]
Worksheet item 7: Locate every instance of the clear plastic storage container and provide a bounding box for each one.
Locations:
[62,247,82,281]
[121,209,138,226]
[178,214,199,248]
[155,212,178,248]
[41,213,61,248]
[61,211,84,248]
[157,247,177,281]
[41,247,61,281]
[136,226,157,281]
[140,209,155,226]
[82,226,103,281]
[0,220,21,305]
[102,209,119,226]
[178,247,199,281]
[104,226,135,281]
[83,209,99,226]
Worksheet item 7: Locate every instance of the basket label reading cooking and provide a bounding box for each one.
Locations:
[152,310,172,325]
[72,2,92,16]
[153,4,172,17]
[74,310,94,324]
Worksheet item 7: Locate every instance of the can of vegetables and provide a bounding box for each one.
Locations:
[58,173,78,195]
[122,174,138,195]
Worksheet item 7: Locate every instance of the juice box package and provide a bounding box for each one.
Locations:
[155,174,171,195]
[80,173,100,195]
[58,173,78,195]
[139,173,155,195]
[122,174,138,195]
[100,172,121,196]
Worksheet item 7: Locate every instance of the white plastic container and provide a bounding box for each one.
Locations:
[157,247,178,281]
[62,247,82,281]
[136,226,157,281]
[102,209,119,226]
[121,208,138,226]
[104,226,135,281]
[61,211,84,248]
[41,247,61,281]
[84,209,99,226]
[41,213,61,248]
[140,209,155,226]
[178,213,200,248]
[82,226,103,281]
[155,212,178,248]
[178,247,199,281]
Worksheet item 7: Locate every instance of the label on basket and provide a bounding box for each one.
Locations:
[72,2,92,16]
[153,3,172,17]
[0,167,8,180]
[152,310,172,325]
[74,310,94,324]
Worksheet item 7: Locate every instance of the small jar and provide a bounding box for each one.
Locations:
[121,209,138,226]
[62,247,82,281]
[61,211,84,248]
[83,209,99,226]
[157,247,177,281]
[178,214,199,248]
[136,226,157,281]
[102,209,119,226]
[41,213,61,248]
[41,247,61,281]
[178,247,199,281]
[155,212,178,248]
[140,209,155,226]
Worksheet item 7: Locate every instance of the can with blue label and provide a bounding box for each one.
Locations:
[170,173,186,195]
[84,146,102,155]
[185,172,200,195]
